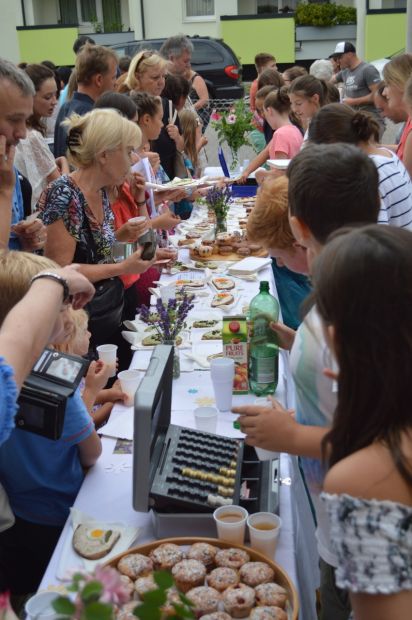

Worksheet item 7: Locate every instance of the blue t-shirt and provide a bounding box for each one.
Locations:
[0,388,93,526]
[8,168,24,250]
[271,260,311,330]
[0,358,18,446]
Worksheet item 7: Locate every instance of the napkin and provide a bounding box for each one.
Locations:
[56,508,140,578]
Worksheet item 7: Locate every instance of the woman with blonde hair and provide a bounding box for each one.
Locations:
[383,53,412,176]
[123,50,185,180]
[38,108,157,366]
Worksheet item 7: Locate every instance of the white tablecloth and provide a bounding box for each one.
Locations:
[40,238,319,620]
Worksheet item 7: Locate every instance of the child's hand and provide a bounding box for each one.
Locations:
[232,399,296,452]
[269,321,296,351]
[166,124,180,142]
[103,380,127,403]
[85,360,111,395]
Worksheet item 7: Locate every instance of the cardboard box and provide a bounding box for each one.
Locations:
[222,316,249,394]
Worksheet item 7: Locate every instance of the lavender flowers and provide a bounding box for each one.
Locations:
[205,185,232,220]
[139,292,195,342]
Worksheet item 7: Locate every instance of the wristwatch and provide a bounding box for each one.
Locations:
[30,272,70,304]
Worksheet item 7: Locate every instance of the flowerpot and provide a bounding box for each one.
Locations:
[163,340,180,379]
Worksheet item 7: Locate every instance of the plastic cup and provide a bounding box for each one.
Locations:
[213,505,249,545]
[253,398,279,461]
[194,407,218,433]
[25,591,60,620]
[210,357,235,411]
[118,369,143,406]
[247,512,282,558]
[96,344,117,378]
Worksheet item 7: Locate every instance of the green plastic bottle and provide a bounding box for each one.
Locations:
[249,281,279,396]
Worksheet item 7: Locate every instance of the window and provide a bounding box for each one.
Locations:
[191,42,224,65]
[80,0,97,21]
[185,0,215,19]
[257,0,277,14]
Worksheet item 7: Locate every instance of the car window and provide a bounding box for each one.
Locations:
[192,42,224,65]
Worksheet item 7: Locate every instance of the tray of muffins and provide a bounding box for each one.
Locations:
[106,536,299,619]
[189,233,268,263]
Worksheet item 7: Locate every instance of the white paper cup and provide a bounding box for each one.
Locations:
[96,344,118,378]
[194,407,218,433]
[247,512,282,558]
[253,398,279,461]
[25,591,60,620]
[213,505,249,545]
[210,357,235,411]
[118,369,143,406]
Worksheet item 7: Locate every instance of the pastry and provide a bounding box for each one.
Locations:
[212,277,235,291]
[134,574,157,599]
[215,548,250,570]
[249,244,262,254]
[199,613,232,620]
[186,586,221,617]
[142,334,182,346]
[254,583,288,609]
[117,553,153,579]
[236,247,251,257]
[186,232,201,239]
[72,525,120,560]
[249,607,287,620]
[206,566,240,592]
[192,320,220,329]
[187,542,219,570]
[202,329,222,341]
[119,575,135,598]
[172,559,207,593]
[178,238,195,246]
[211,292,234,308]
[198,245,214,258]
[239,562,275,587]
[222,583,255,618]
[117,601,141,620]
[218,245,233,255]
[149,542,185,570]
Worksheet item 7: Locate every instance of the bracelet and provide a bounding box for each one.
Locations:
[136,199,147,206]
[30,272,70,304]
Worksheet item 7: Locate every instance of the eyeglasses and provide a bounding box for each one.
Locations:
[134,50,156,74]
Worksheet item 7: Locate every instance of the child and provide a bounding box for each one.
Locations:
[233,143,381,620]
[249,52,277,113]
[247,176,311,330]
[54,307,127,428]
[0,251,101,599]
[314,225,412,620]
[288,74,328,135]
[308,103,412,229]
[179,109,208,178]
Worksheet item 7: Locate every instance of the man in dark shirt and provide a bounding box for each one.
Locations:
[54,44,118,157]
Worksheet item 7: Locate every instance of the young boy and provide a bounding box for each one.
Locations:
[234,143,381,620]
[250,52,277,112]
[0,251,102,600]
[247,175,310,329]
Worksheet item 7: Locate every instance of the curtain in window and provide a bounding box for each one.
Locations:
[102,0,122,31]
[81,0,97,21]
[59,0,78,24]
[186,0,215,17]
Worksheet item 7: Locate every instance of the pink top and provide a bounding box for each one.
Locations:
[397,117,412,162]
[268,124,303,159]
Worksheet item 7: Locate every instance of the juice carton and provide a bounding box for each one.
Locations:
[222,315,249,394]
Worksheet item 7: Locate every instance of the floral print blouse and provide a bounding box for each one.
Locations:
[38,174,115,264]
[322,492,412,594]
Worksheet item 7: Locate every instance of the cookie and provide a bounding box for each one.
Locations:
[149,543,185,570]
[215,548,250,570]
[255,583,288,609]
[172,559,207,593]
[239,562,275,587]
[186,586,221,617]
[187,542,219,570]
[222,583,255,618]
[117,553,153,579]
[206,566,240,592]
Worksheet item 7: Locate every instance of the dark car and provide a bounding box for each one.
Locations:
[111,35,244,100]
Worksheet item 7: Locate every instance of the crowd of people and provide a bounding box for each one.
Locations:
[0,32,412,620]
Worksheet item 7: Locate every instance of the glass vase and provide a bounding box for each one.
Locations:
[214,214,227,238]
[163,340,181,379]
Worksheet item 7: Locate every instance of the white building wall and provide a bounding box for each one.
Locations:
[129,0,238,40]
[0,0,23,63]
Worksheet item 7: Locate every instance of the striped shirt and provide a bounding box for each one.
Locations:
[369,150,412,230]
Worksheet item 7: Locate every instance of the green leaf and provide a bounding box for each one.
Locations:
[178,593,193,607]
[104,529,112,543]
[84,601,113,620]
[81,580,103,603]
[133,603,161,620]
[52,597,76,615]
[141,589,167,605]
[153,570,174,589]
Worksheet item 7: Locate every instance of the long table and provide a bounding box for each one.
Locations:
[39,242,320,620]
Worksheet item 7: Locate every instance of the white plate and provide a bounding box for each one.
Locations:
[267,159,291,170]
[228,256,271,276]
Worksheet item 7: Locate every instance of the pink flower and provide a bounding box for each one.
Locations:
[226,114,237,124]
[93,566,131,605]
[210,110,221,121]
